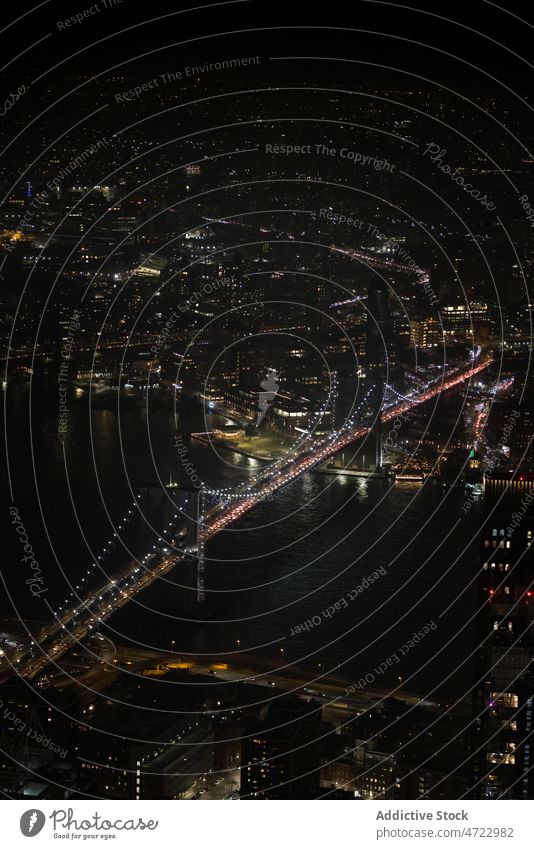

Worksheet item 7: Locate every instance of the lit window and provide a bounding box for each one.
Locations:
[492,692,519,709]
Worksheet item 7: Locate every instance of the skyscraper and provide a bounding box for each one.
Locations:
[473,471,534,798]
[241,696,321,799]
[365,279,395,379]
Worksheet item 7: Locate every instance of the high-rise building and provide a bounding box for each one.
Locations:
[410,317,442,350]
[241,696,321,799]
[472,471,534,798]
[366,280,395,378]
[441,302,491,339]
[80,717,214,799]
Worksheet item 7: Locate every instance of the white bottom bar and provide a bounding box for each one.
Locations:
[4,800,533,847]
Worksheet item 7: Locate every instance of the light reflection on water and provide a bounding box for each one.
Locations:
[4,385,480,698]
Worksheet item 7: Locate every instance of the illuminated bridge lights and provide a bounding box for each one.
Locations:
[14,358,492,681]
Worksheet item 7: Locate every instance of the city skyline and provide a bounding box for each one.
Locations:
[1,0,534,826]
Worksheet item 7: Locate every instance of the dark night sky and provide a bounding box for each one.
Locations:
[3,0,534,96]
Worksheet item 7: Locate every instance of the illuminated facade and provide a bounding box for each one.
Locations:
[241,696,321,799]
[473,472,534,798]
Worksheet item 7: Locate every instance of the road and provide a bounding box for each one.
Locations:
[121,649,439,712]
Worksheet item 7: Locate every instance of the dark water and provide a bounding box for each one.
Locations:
[3,381,481,700]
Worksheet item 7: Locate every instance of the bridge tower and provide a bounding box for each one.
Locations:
[374,420,384,469]
[175,484,206,604]
[197,487,206,602]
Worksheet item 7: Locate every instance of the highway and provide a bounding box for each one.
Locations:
[123,649,440,712]
[1,356,492,683]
